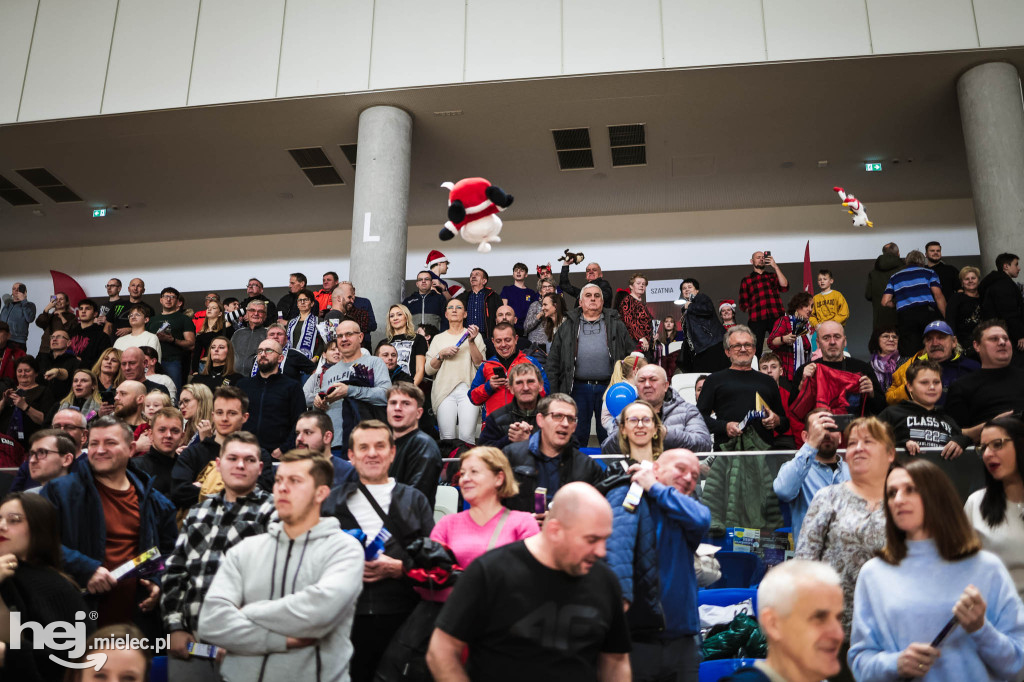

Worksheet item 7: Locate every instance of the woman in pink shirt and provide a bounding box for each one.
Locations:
[431,446,539,597]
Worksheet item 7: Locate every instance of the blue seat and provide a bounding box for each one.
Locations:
[709,551,761,588]
[698,657,759,682]
[149,655,168,682]
[698,587,758,617]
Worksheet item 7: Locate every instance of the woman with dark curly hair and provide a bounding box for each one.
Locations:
[768,291,815,381]
[868,325,902,391]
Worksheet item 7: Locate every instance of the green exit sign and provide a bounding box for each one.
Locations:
[92,209,106,218]
[865,163,882,172]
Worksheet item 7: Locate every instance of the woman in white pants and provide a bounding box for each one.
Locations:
[426,299,485,443]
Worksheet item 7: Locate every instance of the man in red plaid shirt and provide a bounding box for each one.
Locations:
[738,251,790,355]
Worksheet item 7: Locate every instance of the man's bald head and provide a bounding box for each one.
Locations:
[495,305,517,325]
[544,482,613,577]
[120,346,146,381]
[547,482,612,528]
[118,380,146,398]
[816,321,846,362]
[654,449,701,496]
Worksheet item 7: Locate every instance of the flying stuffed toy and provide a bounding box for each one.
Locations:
[439,177,514,253]
[833,186,873,228]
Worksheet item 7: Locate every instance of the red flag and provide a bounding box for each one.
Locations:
[802,241,813,294]
[49,270,89,308]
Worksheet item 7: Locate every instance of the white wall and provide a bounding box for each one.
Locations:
[3,0,1021,124]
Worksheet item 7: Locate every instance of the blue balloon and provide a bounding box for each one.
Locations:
[605,382,638,418]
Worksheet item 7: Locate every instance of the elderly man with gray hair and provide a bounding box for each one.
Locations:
[231,299,269,375]
[719,559,845,682]
[547,282,633,447]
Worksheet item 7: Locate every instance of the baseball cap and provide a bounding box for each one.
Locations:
[923,320,954,337]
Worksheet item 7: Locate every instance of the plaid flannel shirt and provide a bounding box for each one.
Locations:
[160,487,276,634]
[738,270,788,322]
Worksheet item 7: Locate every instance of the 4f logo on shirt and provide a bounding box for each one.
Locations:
[510,602,600,651]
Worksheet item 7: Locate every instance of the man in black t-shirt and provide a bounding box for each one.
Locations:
[428,482,632,681]
[947,320,1024,442]
[69,298,112,369]
[147,286,195,392]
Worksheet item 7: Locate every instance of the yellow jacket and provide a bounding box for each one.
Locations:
[809,290,849,327]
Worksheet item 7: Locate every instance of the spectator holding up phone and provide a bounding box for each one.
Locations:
[469,322,548,423]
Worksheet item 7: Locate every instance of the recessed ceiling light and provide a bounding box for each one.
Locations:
[817,160,829,168]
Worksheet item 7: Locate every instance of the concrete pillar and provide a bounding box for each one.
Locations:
[348,106,413,347]
[957,62,1024,273]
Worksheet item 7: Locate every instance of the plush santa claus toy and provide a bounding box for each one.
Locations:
[438,177,514,253]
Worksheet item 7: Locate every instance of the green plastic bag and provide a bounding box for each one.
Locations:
[701,612,767,661]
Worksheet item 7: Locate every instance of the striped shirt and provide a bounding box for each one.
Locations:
[883,266,940,311]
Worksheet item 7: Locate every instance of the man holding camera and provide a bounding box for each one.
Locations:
[773,409,849,542]
[738,251,789,355]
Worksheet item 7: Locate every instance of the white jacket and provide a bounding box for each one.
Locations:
[199,516,364,682]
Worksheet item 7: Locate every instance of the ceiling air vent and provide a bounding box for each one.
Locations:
[339,144,358,169]
[552,128,594,171]
[287,147,344,187]
[608,123,646,167]
[14,167,82,202]
[0,174,38,206]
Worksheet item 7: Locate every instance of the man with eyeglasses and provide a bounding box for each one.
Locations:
[114,303,162,361]
[947,320,1024,443]
[238,277,278,323]
[605,449,710,681]
[38,327,80,400]
[603,364,713,454]
[24,428,77,492]
[315,320,390,455]
[96,278,126,330]
[697,325,788,448]
[7,408,87,492]
[264,323,316,382]
[548,283,633,447]
[231,299,269,375]
[402,270,446,330]
[147,286,195,392]
[238,339,305,459]
[503,393,605,518]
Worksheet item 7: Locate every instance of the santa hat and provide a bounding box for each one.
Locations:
[426,250,449,269]
[447,283,465,298]
[719,299,737,312]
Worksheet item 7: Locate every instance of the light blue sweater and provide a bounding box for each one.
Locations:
[772,442,849,543]
[850,539,1024,681]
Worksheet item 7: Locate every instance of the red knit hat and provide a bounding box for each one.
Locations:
[426,250,449,269]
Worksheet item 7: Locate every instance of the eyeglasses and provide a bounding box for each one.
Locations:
[337,331,361,339]
[626,416,653,427]
[0,513,25,527]
[54,422,85,432]
[297,298,311,303]
[979,438,1013,456]
[728,343,755,350]
[256,348,279,356]
[28,448,60,460]
[543,412,577,424]
[879,334,899,341]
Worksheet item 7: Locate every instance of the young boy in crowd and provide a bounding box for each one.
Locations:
[809,269,849,327]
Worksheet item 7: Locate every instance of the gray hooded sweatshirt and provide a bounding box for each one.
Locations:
[198,516,364,682]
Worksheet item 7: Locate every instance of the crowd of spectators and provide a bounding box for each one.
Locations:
[0,240,1022,681]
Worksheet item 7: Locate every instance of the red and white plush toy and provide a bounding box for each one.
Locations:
[833,186,874,228]
[439,177,514,253]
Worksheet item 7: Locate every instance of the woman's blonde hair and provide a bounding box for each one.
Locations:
[91,347,125,386]
[616,400,666,459]
[60,368,102,406]
[460,446,519,499]
[180,382,213,443]
[200,300,225,333]
[843,416,896,452]
[386,303,416,340]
